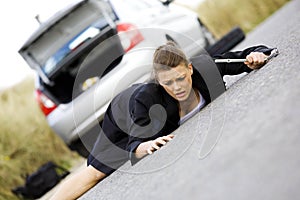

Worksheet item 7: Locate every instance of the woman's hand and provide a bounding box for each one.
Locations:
[245,52,268,69]
[135,134,175,159]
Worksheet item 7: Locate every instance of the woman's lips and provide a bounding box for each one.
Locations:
[175,91,185,98]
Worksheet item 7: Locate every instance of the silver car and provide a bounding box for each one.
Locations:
[19,0,231,157]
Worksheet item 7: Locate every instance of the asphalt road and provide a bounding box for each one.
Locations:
[81,1,300,199]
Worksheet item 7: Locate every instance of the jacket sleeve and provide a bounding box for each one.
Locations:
[126,90,167,164]
[214,45,274,76]
[126,93,150,155]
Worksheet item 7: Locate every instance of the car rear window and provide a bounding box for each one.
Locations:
[26,0,117,76]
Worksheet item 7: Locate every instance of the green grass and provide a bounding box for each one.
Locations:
[193,0,290,38]
[0,77,80,200]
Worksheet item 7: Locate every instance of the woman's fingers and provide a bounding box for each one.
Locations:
[160,135,174,142]
[245,52,268,69]
[147,135,175,154]
[155,135,173,146]
[247,52,266,63]
[152,140,163,150]
[147,148,153,155]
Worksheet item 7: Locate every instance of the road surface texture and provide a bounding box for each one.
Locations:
[81,1,300,199]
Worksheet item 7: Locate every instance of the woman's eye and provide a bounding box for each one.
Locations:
[177,76,185,81]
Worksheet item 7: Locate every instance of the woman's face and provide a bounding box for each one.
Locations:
[157,63,193,102]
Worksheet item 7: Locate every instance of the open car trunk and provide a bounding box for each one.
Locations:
[19,0,124,104]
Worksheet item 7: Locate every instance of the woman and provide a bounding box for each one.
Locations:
[50,42,273,199]
[127,41,273,162]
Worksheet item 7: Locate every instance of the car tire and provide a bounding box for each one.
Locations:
[206,26,245,56]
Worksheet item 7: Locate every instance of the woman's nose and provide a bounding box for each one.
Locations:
[173,81,181,90]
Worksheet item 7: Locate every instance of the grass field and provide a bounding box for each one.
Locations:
[0,0,290,199]
[0,77,80,200]
[193,0,290,38]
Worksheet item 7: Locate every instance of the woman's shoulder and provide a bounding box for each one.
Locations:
[139,82,161,93]
[132,82,165,105]
[134,82,161,99]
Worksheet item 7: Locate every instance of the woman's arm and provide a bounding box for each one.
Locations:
[127,86,163,159]
[126,84,178,164]
[49,165,106,200]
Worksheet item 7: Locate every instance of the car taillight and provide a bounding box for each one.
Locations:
[35,89,57,116]
[116,23,144,52]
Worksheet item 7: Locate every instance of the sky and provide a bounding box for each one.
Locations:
[0,0,75,90]
[0,0,203,90]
